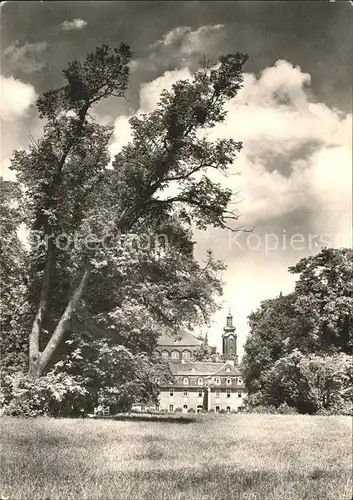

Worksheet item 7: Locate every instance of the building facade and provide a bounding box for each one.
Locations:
[155,312,246,412]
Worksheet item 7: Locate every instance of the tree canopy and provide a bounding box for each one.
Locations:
[1,44,249,414]
[243,248,353,414]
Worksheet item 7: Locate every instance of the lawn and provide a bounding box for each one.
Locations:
[0,414,351,500]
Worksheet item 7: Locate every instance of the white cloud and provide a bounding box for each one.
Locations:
[204,60,351,241]
[151,24,224,54]
[0,75,37,121]
[109,60,351,240]
[2,41,48,73]
[60,19,87,31]
[131,24,225,73]
[107,57,351,354]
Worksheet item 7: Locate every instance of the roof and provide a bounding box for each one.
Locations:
[157,329,203,347]
[169,361,241,377]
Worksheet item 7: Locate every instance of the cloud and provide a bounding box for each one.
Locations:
[107,58,351,351]
[109,60,351,243]
[60,19,88,31]
[130,24,224,73]
[2,41,48,73]
[0,75,37,121]
[203,60,351,245]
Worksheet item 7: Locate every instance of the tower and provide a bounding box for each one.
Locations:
[222,310,238,364]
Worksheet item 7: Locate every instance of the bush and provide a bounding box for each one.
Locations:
[316,402,352,416]
[277,402,298,415]
[175,407,182,413]
[243,405,277,414]
[187,408,195,413]
[2,371,88,417]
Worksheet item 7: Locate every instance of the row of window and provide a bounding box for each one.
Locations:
[181,377,242,385]
[182,389,204,398]
[157,350,192,359]
[154,376,243,385]
[166,405,235,413]
[167,404,204,413]
[169,388,242,398]
[182,377,204,385]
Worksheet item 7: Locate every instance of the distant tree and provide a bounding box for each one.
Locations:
[194,342,217,361]
[8,44,248,379]
[263,350,353,414]
[0,179,29,371]
[243,248,353,411]
[242,292,308,396]
[289,248,353,354]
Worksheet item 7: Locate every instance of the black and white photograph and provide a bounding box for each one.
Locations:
[0,1,352,499]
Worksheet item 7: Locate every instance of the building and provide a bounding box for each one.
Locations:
[155,311,246,413]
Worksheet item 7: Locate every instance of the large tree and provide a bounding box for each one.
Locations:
[289,247,353,354]
[9,44,248,378]
[243,248,353,411]
[0,179,29,371]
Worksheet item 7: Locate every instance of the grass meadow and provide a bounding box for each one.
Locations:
[0,414,351,500]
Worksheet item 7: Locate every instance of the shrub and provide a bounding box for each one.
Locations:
[175,407,182,413]
[277,402,298,415]
[187,408,195,413]
[2,371,88,417]
[243,405,277,414]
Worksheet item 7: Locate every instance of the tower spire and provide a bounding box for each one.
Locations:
[222,308,238,364]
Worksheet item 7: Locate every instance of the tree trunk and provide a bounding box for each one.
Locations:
[28,240,55,378]
[28,265,91,379]
[27,106,91,379]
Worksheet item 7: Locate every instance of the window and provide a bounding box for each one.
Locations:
[155,404,160,412]
[198,390,203,398]
[238,391,242,398]
[182,350,191,359]
[227,389,231,398]
[183,377,189,385]
[169,388,174,397]
[226,366,231,372]
[215,389,220,398]
[162,350,169,359]
[183,404,188,412]
[226,378,232,385]
[197,405,203,413]
[215,405,220,413]
[169,404,174,412]
[238,378,242,385]
[226,406,231,413]
[214,377,221,384]
[171,350,180,359]
[197,378,203,385]
[184,389,188,397]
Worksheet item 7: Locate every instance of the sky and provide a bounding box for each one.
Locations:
[1,0,352,357]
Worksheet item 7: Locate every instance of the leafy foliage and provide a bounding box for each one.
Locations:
[6,44,248,380]
[243,248,353,414]
[0,178,30,371]
[1,370,88,417]
[53,336,172,413]
[263,350,353,415]
[289,248,353,354]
